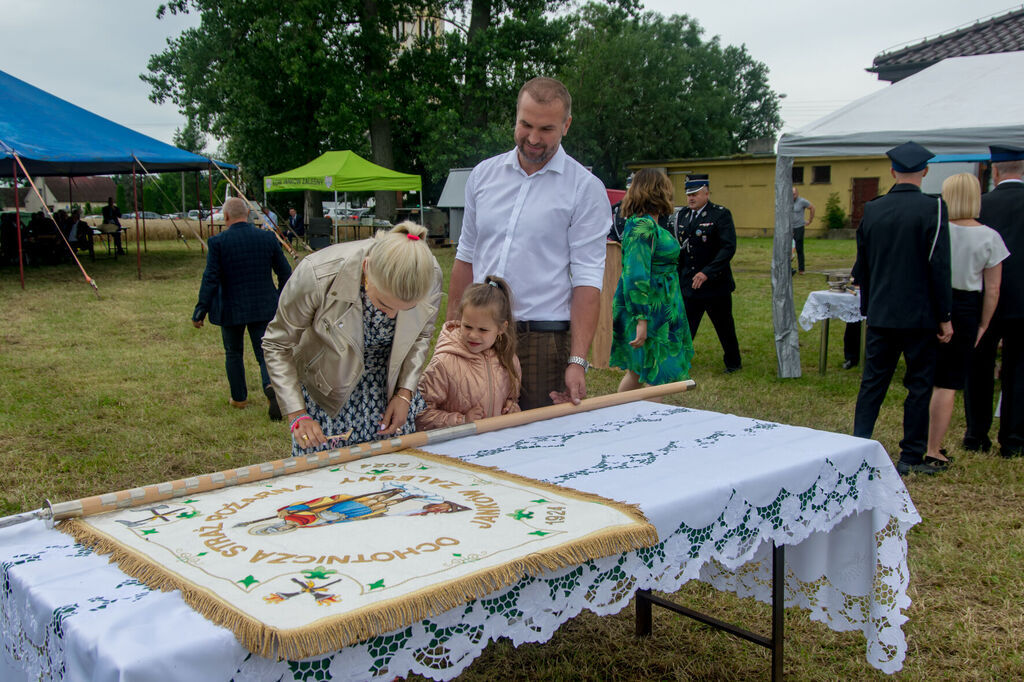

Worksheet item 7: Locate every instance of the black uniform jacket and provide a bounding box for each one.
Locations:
[673,202,737,298]
[979,181,1024,320]
[852,183,952,329]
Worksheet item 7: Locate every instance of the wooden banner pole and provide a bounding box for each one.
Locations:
[0,381,694,529]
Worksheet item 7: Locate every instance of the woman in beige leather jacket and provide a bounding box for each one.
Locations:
[262,222,442,455]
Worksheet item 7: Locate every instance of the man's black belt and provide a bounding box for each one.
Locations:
[516,320,570,333]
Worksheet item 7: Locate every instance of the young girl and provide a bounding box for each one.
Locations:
[416,276,521,428]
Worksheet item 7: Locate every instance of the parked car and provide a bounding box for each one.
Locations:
[187,209,210,220]
[122,211,162,220]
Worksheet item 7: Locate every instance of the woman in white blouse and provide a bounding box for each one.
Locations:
[927,173,1010,466]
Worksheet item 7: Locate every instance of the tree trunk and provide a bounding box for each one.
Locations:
[772,155,801,378]
[304,190,321,227]
[462,0,493,129]
[362,0,396,222]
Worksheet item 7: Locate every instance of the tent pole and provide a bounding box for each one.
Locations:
[194,171,204,245]
[208,163,215,236]
[335,190,340,243]
[772,154,800,377]
[13,159,24,289]
[132,162,142,280]
[181,172,186,215]
[141,174,148,253]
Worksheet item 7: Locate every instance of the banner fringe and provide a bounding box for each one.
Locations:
[59,450,657,661]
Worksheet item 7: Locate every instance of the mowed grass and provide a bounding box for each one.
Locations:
[1,237,1022,680]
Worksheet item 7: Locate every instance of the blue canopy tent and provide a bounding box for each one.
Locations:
[0,69,230,176]
[0,68,234,287]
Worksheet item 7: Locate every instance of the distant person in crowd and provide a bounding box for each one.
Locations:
[263,207,279,232]
[447,76,609,409]
[416,275,521,429]
[791,187,814,274]
[610,168,693,392]
[67,208,92,255]
[287,207,305,244]
[101,197,125,255]
[263,222,441,455]
[925,173,1008,466]
[53,209,69,238]
[192,197,292,420]
[852,142,952,476]
[964,145,1024,458]
[673,174,742,373]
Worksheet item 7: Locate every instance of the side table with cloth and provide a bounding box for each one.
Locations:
[1,402,919,680]
[799,289,866,375]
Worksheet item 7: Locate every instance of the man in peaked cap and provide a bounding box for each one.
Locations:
[672,174,742,373]
[852,141,953,475]
[964,144,1024,457]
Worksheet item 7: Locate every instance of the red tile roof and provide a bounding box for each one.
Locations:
[43,176,117,203]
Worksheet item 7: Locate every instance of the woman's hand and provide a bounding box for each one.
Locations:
[465,406,485,423]
[289,411,326,449]
[629,320,648,348]
[975,325,987,348]
[380,391,412,435]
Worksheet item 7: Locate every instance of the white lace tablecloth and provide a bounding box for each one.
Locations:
[798,289,865,331]
[1,403,919,680]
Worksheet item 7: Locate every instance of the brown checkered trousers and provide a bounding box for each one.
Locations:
[516,329,571,410]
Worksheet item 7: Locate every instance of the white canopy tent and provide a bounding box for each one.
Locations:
[771,52,1024,377]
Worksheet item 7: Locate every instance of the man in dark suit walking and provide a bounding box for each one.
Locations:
[673,174,742,373]
[192,197,292,420]
[964,145,1024,457]
[287,207,305,244]
[852,142,953,475]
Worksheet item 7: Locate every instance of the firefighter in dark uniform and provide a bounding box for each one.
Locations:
[673,174,742,373]
[964,144,1024,457]
[852,142,953,475]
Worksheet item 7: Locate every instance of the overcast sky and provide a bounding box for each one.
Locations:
[1,0,1020,148]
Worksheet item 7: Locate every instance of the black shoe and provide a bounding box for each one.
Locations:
[1000,446,1024,459]
[724,365,742,375]
[962,436,992,452]
[264,385,282,421]
[842,359,856,370]
[896,458,948,476]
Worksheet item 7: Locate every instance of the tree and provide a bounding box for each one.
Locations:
[557,3,781,187]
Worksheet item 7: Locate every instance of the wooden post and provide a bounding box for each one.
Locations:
[591,241,621,369]
[13,159,24,289]
[132,163,142,279]
[772,155,801,377]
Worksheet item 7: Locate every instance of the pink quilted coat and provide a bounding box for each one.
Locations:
[416,321,521,429]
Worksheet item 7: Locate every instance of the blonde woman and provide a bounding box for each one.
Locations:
[263,222,442,455]
[926,173,1009,465]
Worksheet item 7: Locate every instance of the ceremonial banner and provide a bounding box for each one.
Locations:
[61,450,656,660]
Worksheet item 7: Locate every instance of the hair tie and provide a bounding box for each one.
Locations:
[488,280,498,287]
[406,233,420,241]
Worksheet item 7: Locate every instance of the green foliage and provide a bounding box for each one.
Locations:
[115,183,127,209]
[145,1,780,200]
[824,192,847,229]
[559,3,781,186]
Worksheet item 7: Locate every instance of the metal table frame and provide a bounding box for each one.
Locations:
[636,543,785,680]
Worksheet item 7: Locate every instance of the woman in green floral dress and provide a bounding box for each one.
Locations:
[610,168,693,391]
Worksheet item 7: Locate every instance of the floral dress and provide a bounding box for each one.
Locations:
[610,215,694,384]
[292,288,426,456]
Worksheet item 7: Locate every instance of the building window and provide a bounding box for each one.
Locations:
[811,165,831,184]
[792,167,805,184]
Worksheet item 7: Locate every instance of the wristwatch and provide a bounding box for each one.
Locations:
[567,355,590,373]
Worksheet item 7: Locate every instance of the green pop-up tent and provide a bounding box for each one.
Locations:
[263,150,421,193]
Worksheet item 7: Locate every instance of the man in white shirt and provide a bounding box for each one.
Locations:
[447,77,609,410]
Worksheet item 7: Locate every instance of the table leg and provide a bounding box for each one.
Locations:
[633,542,785,680]
[819,319,830,375]
[635,589,652,636]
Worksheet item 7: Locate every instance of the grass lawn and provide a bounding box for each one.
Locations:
[1,237,1022,680]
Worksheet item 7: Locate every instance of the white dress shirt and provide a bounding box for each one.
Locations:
[457,146,609,321]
